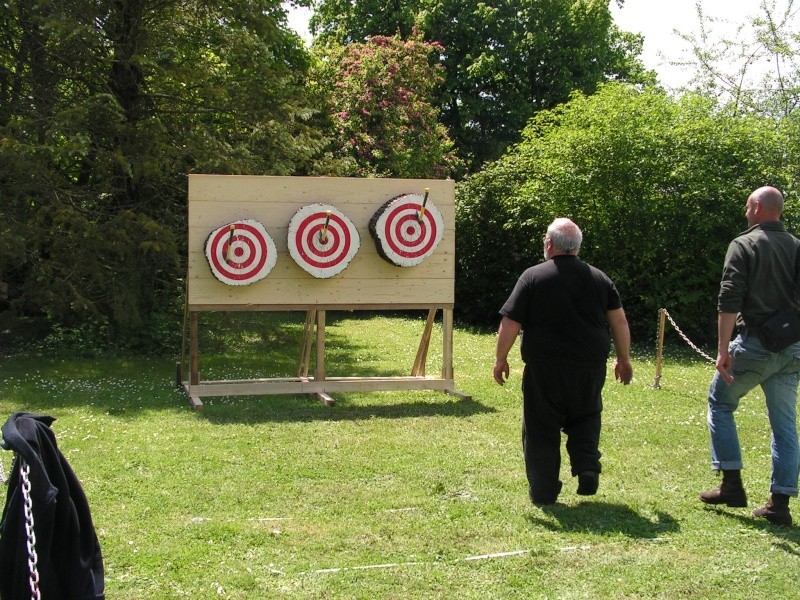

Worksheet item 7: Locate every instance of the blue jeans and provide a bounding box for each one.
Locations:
[707,333,800,496]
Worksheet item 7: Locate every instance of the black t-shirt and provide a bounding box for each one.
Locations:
[500,255,622,366]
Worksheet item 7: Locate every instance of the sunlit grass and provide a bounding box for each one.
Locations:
[1,313,798,599]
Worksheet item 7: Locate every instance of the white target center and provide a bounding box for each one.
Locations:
[204,219,277,286]
[288,204,360,278]
[230,241,248,263]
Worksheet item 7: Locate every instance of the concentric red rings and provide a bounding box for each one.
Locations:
[287,204,360,278]
[369,194,444,267]
[205,220,277,286]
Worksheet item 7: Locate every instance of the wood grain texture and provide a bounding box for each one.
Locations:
[188,175,455,308]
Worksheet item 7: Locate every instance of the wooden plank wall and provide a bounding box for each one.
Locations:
[187,175,455,309]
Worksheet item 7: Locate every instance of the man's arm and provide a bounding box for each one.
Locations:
[607,307,633,384]
[493,316,522,385]
[716,311,738,384]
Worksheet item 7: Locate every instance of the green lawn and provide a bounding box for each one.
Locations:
[1,312,798,599]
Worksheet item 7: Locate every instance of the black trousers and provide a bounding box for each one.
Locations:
[522,362,606,503]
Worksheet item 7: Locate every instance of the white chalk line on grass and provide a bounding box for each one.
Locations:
[190,516,292,523]
[300,549,532,575]
[299,538,672,576]
[188,513,672,577]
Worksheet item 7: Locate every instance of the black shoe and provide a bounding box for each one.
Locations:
[577,471,599,496]
[530,495,557,506]
[529,481,562,506]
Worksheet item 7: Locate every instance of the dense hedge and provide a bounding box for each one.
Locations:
[455,83,800,344]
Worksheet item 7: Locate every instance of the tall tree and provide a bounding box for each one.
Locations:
[314,30,462,178]
[0,0,330,350]
[311,0,653,172]
[674,0,800,117]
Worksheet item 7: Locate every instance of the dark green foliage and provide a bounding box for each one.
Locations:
[0,0,333,353]
[456,83,795,342]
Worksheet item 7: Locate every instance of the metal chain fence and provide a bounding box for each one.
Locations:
[662,309,715,364]
[653,308,715,389]
[20,460,42,600]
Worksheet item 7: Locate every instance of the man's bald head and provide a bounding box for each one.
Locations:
[746,186,784,226]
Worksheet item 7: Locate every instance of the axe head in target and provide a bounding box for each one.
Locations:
[287,204,360,278]
[369,193,444,267]
[204,219,277,286]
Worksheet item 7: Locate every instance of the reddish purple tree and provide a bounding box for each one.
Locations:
[318,29,462,178]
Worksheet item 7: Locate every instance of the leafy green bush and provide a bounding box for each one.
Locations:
[456,83,794,342]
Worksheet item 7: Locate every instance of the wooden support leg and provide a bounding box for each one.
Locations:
[188,312,203,410]
[190,312,199,385]
[314,310,334,405]
[412,308,437,376]
[297,310,316,378]
[441,308,471,400]
[315,310,326,381]
[442,308,454,381]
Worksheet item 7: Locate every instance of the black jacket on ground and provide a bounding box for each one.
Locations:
[0,412,104,600]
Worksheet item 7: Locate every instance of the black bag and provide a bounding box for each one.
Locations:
[758,308,800,352]
[756,240,800,352]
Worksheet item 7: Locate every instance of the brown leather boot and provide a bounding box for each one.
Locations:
[700,470,748,507]
[752,493,792,526]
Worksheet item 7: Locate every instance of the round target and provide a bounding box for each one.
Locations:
[369,193,444,267]
[287,204,360,278]
[205,219,277,286]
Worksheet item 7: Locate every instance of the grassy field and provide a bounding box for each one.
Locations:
[1,312,799,599]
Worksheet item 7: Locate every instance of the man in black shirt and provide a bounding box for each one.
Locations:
[493,218,633,505]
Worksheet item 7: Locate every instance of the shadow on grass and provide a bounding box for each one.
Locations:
[526,501,680,539]
[195,393,496,424]
[187,311,454,381]
[712,508,800,554]
[171,311,496,422]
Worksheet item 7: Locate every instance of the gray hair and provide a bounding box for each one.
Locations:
[546,218,582,254]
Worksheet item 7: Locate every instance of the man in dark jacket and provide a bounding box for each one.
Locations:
[700,186,800,526]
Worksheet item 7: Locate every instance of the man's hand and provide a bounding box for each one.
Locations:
[716,350,734,384]
[493,359,510,385]
[494,317,521,386]
[614,359,633,384]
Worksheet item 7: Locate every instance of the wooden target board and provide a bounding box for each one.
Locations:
[187,175,455,309]
[182,175,465,410]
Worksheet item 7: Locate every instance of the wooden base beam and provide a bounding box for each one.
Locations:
[182,306,470,409]
[182,375,462,397]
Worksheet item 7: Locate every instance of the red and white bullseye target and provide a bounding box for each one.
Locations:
[287,204,360,278]
[369,193,444,267]
[204,219,277,286]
